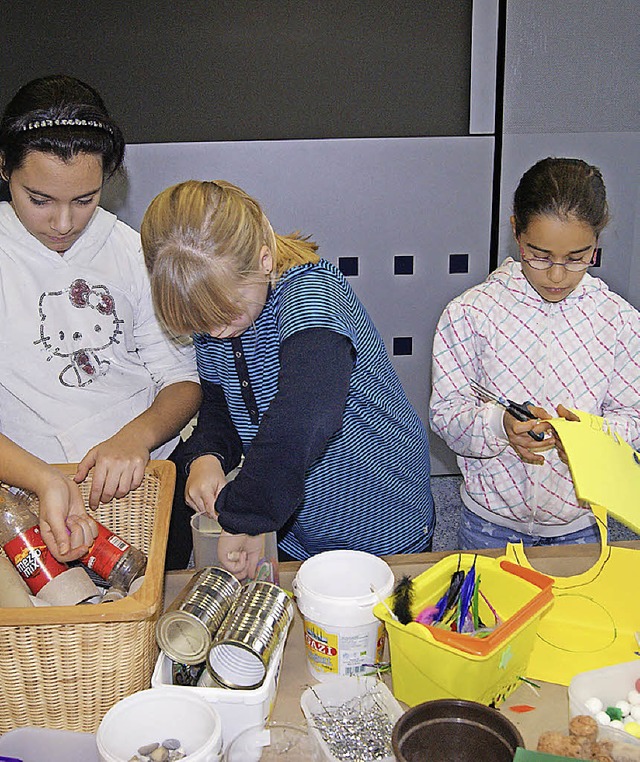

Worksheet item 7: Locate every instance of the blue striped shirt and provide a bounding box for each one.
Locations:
[194,259,434,558]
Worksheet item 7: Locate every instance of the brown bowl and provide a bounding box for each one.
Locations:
[392,699,524,762]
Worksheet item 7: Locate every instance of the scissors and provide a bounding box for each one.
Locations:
[468,379,545,442]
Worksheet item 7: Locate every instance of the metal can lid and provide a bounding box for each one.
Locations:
[155,610,211,665]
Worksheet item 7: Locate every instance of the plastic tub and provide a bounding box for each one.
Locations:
[301,676,404,762]
[96,687,222,762]
[0,727,98,762]
[151,638,285,750]
[190,513,223,569]
[292,550,394,679]
[392,699,524,762]
[569,661,640,747]
[224,722,321,762]
[374,552,554,706]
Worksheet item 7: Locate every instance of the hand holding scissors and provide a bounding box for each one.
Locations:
[469,380,545,441]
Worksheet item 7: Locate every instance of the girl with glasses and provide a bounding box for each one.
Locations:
[430,157,640,550]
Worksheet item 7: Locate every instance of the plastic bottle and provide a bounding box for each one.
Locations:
[0,484,76,596]
[79,521,147,592]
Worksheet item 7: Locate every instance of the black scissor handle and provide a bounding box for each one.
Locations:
[506,401,545,442]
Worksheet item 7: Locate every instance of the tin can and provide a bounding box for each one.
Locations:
[156,567,241,664]
[206,581,295,689]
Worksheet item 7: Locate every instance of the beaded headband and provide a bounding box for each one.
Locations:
[18,118,114,134]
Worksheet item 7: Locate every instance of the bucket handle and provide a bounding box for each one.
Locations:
[498,559,553,592]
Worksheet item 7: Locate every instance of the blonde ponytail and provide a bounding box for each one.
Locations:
[274,232,319,274]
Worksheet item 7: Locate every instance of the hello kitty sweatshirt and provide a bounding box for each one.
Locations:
[0,202,198,463]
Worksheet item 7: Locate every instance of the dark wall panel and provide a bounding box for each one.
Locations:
[1,1,472,142]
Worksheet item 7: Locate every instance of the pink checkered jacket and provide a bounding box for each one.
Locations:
[430,258,640,529]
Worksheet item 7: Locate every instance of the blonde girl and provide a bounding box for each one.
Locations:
[0,76,201,564]
[143,180,434,575]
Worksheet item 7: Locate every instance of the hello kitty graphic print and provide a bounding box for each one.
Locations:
[34,278,124,387]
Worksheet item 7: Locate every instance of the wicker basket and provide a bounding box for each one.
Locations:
[0,459,175,733]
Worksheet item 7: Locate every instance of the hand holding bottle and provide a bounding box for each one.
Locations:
[36,471,98,562]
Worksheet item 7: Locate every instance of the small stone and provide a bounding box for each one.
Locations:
[162,739,181,750]
[169,753,186,761]
[138,742,160,755]
[150,747,169,762]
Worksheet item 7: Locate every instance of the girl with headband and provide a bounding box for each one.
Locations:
[0,76,201,565]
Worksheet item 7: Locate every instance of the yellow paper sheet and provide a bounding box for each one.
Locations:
[550,411,640,532]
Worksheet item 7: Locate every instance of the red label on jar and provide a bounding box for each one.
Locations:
[3,526,68,594]
[80,522,130,580]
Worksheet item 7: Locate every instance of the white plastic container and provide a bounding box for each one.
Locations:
[151,639,285,749]
[0,727,99,762]
[96,687,222,762]
[225,722,322,762]
[300,676,404,762]
[292,550,394,679]
[569,661,640,747]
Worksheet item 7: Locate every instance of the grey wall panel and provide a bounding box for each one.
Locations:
[470,0,499,135]
[503,0,639,135]
[104,136,495,474]
[501,0,640,310]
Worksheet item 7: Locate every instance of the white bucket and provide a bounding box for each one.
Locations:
[96,688,223,762]
[292,550,394,680]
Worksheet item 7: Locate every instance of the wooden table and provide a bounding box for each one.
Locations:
[165,540,640,751]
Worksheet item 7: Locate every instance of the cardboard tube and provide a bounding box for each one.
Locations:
[0,556,34,608]
[37,566,100,606]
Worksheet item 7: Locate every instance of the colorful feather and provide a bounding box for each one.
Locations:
[392,575,415,625]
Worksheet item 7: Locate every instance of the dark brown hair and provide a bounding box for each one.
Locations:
[0,75,125,184]
[513,157,609,237]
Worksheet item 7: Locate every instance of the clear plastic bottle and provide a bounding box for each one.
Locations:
[79,521,147,592]
[0,484,69,594]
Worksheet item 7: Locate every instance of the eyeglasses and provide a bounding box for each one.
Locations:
[519,244,596,272]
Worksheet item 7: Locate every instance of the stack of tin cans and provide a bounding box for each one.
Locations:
[156,567,294,690]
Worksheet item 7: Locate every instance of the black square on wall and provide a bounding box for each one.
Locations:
[449,253,469,274]
[394,255,414,275]
[393,337,413,356]
[592,247,602,267]
[338,257,359,276]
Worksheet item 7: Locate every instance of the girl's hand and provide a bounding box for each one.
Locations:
[503,404,555,464]
[217,531,267,580]
[550,404,581,466]
[37,472,98,562]
[185,455,227,516]
[74,432,150,509]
